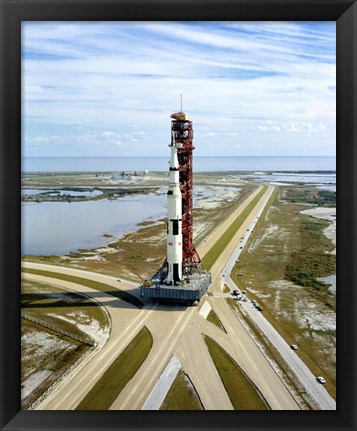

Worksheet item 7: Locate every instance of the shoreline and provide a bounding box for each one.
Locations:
[300,207,336,292]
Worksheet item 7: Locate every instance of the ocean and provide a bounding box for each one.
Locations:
[22,156,336,173]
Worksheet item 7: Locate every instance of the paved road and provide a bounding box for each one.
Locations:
[108,184,299,410]
[22,184,313,410]
[215,186,336,410]
[22,265,158,410]
[239,300,336,410]
[196,185,264,259]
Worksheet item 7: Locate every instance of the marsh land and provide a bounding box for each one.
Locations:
[21,170,336,408]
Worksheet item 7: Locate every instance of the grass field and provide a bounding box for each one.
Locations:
[206,309,226,332]
[204,335,269,410]
[22,267,144,308]
[226,298,313,409]
[76,326,153,410]
[22,278,109,341]
[160,371,203,410]
[230,186,336,399]
[202,186,267,270]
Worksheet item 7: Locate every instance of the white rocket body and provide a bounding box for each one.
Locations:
[165,142,183,285]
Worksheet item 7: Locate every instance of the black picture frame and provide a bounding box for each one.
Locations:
[1,1,356,430]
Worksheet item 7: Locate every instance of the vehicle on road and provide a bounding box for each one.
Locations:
[256,305,263,311]
[239,246,243,249]
[251,299,256,304]
[232,290,239,296]
[317,376,326,384]
[243,298,248,302]
[290,344,298,350]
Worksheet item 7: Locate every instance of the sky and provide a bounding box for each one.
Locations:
[22,21,336,158]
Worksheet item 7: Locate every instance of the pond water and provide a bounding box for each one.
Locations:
[22,185,242,256]
[22,193,166,256]
[239,172,336,191]
[319,274,336,292]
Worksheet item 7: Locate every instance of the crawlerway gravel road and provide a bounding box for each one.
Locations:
[23,184,321,410]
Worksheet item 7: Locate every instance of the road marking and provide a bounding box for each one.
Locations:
[141,355,181,410]
[113,306,196,410]
[198,299,212,318]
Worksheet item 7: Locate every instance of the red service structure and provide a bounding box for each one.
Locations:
[170,111,201,272]
[141,108,211,305]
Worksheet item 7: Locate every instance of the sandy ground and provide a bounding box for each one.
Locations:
[23,185,301,411]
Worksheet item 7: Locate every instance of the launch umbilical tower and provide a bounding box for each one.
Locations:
[170,111,202,273]
[141,107,211,304]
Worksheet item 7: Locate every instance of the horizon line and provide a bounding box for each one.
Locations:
[23,155,336,158]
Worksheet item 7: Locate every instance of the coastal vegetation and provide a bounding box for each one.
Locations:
[283,187,336,207]
[230,186,336,399]
[21,172,336,407]
[285,218,336,309]
[22,186,155,203]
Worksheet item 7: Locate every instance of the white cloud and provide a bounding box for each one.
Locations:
[257,121,331,134]
[22,21,336,157]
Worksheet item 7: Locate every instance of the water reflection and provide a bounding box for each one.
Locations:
[22,193,166,256]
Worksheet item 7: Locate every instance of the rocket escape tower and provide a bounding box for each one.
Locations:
[140,103,211,305]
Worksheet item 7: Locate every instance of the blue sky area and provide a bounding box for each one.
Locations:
[22,21,336,157]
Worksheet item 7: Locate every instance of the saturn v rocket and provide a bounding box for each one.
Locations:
[164,108,202,285]
[165,134,183,284]
[140,105,210,302]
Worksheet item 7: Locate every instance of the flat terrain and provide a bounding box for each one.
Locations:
[23,178,256,283]
[23,185,301,410]
[230,187,336,398]
[21,172,336,410]
[21,278,110,409]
